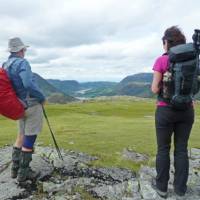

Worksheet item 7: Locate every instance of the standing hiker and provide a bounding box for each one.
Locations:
[151,26,197,198]
[3,37,45,183]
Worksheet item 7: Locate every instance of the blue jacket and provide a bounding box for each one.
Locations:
[3,54,45,107]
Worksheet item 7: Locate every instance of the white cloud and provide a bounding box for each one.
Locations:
[0,0,200,81]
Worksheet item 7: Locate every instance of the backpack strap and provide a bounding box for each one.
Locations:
[3,58,24,78]
[157,53,171,103]
[2,57,18,69]
[190,56,200,96]
[173,63,182,97]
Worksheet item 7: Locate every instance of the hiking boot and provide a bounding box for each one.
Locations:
[151,178,168,199]
[174,187,186,197]
[173,182,187,197]
[11,147,21,178]
[17,151,38,183]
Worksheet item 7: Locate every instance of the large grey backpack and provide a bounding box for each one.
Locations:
[167,42,200,110]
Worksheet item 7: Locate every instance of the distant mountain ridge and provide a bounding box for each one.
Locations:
[47,79,80,95]
[34,72,154,99]
[34,73,62,96]
[34,73,76,103]
[46,73,153,98]
[119,73,153,85]
[47,79,118,97]
[35,72,200,101]
[115,73,153,98]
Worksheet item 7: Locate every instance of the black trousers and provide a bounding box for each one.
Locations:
[155,106,194,193]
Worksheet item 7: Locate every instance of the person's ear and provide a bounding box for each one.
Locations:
[163,40,168,52]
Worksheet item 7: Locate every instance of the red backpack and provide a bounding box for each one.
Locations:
[0,67,25,120]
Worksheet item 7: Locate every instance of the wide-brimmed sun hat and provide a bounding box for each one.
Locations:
[8,37,29,53]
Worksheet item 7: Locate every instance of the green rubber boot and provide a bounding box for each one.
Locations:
[17,151,38,183]
[11,147,21,178]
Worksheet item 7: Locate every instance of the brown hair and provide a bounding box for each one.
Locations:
[162,26,186,50]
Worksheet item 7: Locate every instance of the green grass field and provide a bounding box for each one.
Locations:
[0,99,200,171]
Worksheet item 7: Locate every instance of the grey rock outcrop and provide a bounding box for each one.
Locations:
[0,146,200,200]
[122,148,149,163]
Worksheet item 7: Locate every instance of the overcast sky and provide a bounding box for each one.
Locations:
[0,0,199,82]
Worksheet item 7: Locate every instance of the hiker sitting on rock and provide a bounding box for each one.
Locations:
[3,37,45,183]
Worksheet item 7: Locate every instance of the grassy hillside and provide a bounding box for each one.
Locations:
[0,99,199,171]
[114,73,153,97]
[116,82,152,97]
[119,73,153,85]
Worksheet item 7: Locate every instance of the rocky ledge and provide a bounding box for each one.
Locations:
[0,146,200,200]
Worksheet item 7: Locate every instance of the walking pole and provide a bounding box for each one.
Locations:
[42,105,64,161]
